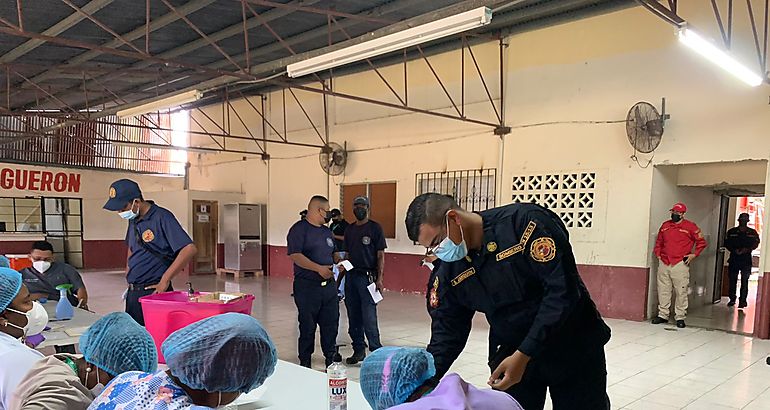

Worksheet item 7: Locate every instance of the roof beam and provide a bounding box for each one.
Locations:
[0,0,115,64]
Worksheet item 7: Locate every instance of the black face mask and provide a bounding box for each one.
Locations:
[671,213,682,222]
[353,208,368,221]
[323,211,332,223]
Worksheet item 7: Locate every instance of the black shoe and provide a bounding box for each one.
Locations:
[676,320,686,328]
[739,300,748,309]
[727,300,736,307]
[651,316,668,325]
[300,360,311,368]
[345,351,366,365]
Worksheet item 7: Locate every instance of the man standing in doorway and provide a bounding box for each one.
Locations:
[341,196,385,365]
[724,213,760,308]
[287,196,339,368]
[103,179,197,325]
[652,202,707,328]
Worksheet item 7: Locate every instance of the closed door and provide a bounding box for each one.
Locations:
[192,200,218,274]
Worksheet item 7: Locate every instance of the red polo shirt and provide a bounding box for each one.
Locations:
[654,219,707,266]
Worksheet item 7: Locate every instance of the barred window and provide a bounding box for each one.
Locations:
[416,169,497,212]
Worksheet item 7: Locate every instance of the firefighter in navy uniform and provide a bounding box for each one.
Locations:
[405,193,611,410]
[724,213,760,308]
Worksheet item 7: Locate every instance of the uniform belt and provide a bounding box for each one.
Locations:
[127,282,158,291]
[294,276,332,287]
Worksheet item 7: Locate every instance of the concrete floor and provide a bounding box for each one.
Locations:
[81,271,770,410]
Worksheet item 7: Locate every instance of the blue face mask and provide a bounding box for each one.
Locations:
[434,213,467,262]
[119,201,139,220]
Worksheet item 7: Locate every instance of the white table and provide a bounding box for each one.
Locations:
[38,302,101,349]
[230,360,371,409]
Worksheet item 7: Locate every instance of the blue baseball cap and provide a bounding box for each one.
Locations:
[103,179,142,211]
[354,196,370,207]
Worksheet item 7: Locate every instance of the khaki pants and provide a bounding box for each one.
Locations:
[656,261,690,320]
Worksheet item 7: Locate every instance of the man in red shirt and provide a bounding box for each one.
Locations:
[652,202,707,328]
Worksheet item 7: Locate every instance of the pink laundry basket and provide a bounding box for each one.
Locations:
[140,291,255,363]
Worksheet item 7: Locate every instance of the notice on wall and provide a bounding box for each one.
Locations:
[197,214,210,223]
[0,168,81,193]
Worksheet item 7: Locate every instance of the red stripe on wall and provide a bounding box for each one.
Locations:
[82,240,127,269]
[754,273,770,339]
[0,241,37,255]
[267,245,649,321]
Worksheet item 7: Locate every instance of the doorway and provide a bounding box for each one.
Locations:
[192,200,218,274]
[688,196,764,334]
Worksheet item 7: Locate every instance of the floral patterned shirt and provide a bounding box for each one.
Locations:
[88,370,211,410]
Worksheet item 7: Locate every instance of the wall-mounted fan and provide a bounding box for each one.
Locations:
[319,142,347,176]
[626,99,669,154]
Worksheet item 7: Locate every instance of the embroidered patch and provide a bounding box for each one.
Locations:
[429,277,439,308]
[496,221,537,262]
[109,187,116,198]
[486,242,498,252]
[362,236,371,245]
[142,229,155,243]
[451,267,476,287]
[530,237,556,262]
[326,237,334,248]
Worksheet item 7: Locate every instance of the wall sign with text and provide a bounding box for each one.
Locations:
[0,168,81,193]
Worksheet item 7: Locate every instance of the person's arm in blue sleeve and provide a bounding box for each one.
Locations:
[148,212,197,294]
[489,210,581,391]
[375,223,387,290]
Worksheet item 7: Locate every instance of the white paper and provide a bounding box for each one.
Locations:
[422,261,435,271]
[367,283,383,304]
[338,260,354,271]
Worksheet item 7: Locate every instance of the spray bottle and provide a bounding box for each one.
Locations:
[55,284,74,320]
[328,346,347,410]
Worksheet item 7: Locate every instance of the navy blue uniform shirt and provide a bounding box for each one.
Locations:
[287,219,335,281]
[343,220,387,272]
[330,219,349,252]
[724,226,760,264]
[126,203,193,284]
[426,203,610,381]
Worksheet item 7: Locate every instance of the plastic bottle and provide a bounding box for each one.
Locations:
[328,351,347,410]
[55,284,74,320]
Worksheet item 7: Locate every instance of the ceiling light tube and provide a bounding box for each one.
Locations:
[677,27,765,87]
[116,90,203,118]
[286,6,492,78]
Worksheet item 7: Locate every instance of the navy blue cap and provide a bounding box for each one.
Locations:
[353,196,369,207]
[103,179,142,211]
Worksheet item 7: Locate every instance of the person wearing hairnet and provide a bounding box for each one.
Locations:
[10,312,157,410]
[0,267,47,410]
[360,347,521,410]
[89,313,277,409]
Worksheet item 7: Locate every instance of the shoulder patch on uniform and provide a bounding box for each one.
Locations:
[451,267,476,287]
[530,237,556,262]
[486,242,497,252]
[326,237,334,248]
[142,229,155,243]
[496,221,537,262]
[429,277,440,308]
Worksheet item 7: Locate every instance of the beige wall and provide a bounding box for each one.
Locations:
[187,4,770,274]
[0,163,185,241]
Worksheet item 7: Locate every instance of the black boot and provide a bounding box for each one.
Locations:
[739,300,748,309]
[676,320,686,328]
[345,350,366,365]
[727,299,736,307]
[651,316,668,325]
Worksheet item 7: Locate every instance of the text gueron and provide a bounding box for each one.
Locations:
[0,168,81,193]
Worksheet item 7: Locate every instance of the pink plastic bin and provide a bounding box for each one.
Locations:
[139,291,255,363]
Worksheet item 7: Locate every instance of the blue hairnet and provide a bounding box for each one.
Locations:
[360,347,436,410]
[80,312,158,376]
[162,313,277,393]
[0,267,22,312]
[0,256,10,268]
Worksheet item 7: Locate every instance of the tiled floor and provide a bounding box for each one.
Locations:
[83,271,770,410]
[688,280,758,335]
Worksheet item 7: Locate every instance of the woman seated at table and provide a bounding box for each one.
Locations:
[89,312,278,409]
[0,267,47,410]
[360,346,522,410]
[11,312,158,410]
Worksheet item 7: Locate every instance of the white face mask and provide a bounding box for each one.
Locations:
[32,260,51,273]
[6,301,49,337]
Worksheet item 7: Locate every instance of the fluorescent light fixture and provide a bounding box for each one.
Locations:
[287,7,493,78]
[111,140,217,154]
[677,27,764,87]
[116,90,203,118]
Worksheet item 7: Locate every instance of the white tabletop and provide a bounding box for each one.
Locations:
[230,360,371,409]
[38,302,101,348]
